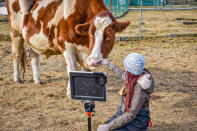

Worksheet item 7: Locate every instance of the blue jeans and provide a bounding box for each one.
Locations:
[104,107,150,131]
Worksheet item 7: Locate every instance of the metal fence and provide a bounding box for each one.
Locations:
[105,0,197,13]
[104,0,129,18]
[105,0,197,39]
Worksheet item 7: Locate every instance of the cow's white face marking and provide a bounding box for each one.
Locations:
[87,16,112,66]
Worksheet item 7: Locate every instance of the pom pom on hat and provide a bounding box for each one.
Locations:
[124,53,145,75]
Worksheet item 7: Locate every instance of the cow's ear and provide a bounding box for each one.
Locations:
[75,22,90,36]
[115,20,130,32]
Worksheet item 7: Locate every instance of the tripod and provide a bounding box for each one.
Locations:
[83,101,95,131]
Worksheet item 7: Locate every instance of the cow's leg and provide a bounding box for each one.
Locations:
[30,48,43,84]
[10,30,24,83]
[63,44,77,98]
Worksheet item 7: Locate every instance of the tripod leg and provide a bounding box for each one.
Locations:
[88,117,91,131]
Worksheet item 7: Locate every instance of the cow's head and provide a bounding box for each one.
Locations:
[75,11,130,67]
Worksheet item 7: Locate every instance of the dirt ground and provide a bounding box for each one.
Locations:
[0,36,197,131]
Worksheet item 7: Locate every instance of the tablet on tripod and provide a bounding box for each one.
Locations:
[69,71,107,102]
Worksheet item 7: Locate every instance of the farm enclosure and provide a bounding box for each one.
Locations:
[0,7,197,131]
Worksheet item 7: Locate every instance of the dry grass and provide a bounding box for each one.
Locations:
[0,37,197,131]
[0,15,9,35]
[0,15,10,41]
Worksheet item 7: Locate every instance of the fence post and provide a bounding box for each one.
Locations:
[172,0,175,9]
[139,0,143,40]
[186,0,188,6]
[110,0,112,11]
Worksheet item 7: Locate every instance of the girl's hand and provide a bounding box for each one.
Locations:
[101,59,110,66]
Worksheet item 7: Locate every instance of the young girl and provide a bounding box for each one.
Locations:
[97,53,155,131]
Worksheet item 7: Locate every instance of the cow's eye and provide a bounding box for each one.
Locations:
[106,35,113,40]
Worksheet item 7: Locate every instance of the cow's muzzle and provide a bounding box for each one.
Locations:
[87,57,103,67]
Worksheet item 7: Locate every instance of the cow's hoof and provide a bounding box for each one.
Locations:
[15,79,23,84]
[35,80,44,85]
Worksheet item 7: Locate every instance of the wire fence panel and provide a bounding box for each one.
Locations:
[104,0,129,18]
[117,9,197,38]
[104,0,197,39]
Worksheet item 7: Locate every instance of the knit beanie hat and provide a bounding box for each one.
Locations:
[124,53,145,75]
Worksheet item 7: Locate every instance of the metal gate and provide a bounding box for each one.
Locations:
[104,0,129,18]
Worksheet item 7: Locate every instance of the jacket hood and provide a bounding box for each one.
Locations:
[137,70,154,94]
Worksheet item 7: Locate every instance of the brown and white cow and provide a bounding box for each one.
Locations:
[6,0,130,97]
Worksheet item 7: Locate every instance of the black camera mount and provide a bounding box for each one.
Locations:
[83,101,95,131]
